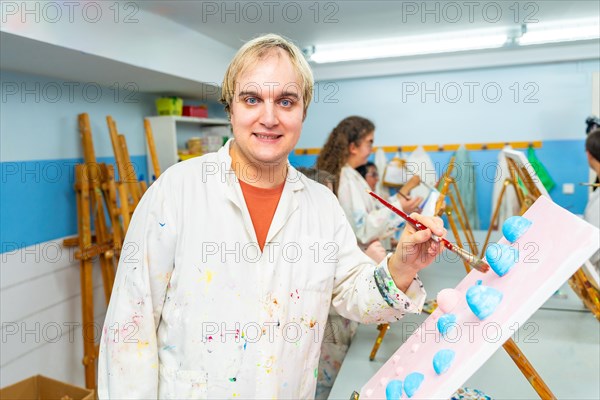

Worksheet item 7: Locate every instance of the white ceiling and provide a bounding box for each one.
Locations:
[139,0,599,50]
[1,1,598,99]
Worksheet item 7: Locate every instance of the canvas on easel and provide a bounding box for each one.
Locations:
[484,148,600,321]
[370,151,580,398]
[358,196,600,399]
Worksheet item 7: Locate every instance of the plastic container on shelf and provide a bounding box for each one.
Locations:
[156,97,183,116]
[187,137,204,155]
[182,105,208,118]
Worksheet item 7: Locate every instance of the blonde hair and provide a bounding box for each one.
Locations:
[220,34,314,118]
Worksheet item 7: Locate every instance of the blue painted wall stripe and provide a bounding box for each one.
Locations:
[1,156,147,253]
[289,139,590,230]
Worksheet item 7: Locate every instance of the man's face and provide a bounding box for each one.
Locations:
[229,49,304,168]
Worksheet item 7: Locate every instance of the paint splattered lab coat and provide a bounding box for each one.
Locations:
[98,140,426,399]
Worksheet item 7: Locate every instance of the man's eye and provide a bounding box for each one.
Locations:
[280,99,292,107]
[246,97,258,105]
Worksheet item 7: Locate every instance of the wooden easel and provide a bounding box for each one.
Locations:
[568,266,600,321]
[367,153,557,399]
[106,116,147,224]
[481,156,540,254]
[63,113,120,389]
[144,118,162,180]
[64,113,150,389]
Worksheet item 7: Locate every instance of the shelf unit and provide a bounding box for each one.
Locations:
[145,116,231,179]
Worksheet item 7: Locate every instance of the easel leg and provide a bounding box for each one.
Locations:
[503,338,556,399]
[75,165,97,389]
[369,324,389,361]
[569,269,600,321]
[481,179,512,258]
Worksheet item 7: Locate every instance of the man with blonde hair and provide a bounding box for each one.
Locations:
[98,34,445,399]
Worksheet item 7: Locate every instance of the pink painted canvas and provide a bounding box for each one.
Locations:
[360,196,600,399]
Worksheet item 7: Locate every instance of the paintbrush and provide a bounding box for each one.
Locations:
[397,191,411,201]
[368,190,490,273]
[579,183,600,187]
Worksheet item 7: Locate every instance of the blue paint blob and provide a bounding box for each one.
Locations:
[403,372,424,398]
[437,314,457,337]
[466,281,503,320]
[433,349,455,375]
[485,243,519,277]
[502,216,532,243]
[385,379,403,400]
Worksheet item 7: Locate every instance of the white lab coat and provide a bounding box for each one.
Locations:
[584,188,600,271]
[98,140,425,399]
[337,165,403,247]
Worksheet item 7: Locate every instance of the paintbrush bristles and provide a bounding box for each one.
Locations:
[453,246,490,273]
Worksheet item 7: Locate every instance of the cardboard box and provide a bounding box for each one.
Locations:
[0,375,94,400]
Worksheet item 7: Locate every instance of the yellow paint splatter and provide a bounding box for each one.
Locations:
[197,269,214,284]
[137,340,149,350]
[137,340,149,357]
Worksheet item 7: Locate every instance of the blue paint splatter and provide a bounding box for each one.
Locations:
[162,345,176,351]
[159,222,165,227]
[437,314,457,337]
[385,379,403,400]
[466,280,503,320]
[486,243,519,277]
[403,372,424,398]
[502,216,532,243]
[433,349,455,375]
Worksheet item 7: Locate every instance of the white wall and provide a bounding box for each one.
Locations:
[1,239,106,388]
[301,59,599,148]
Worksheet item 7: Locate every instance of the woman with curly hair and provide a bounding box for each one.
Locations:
[316,116,422,249]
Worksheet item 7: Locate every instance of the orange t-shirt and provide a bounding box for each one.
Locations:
[239,180,285,251]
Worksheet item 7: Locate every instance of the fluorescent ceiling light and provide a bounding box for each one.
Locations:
[310,29,509,64]
[519,18,600,45]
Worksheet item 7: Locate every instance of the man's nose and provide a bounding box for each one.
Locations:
[260,102,279,128]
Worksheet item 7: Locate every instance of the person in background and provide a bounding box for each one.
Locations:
[356,161,379,192]
[586,116,600,189]
[98,34,445,399]
[316,116,422,251]
[584,128,600,273]
[297,167,386,399]
[357,161,422,206]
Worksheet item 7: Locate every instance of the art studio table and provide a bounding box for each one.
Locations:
[329,231,600,400]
